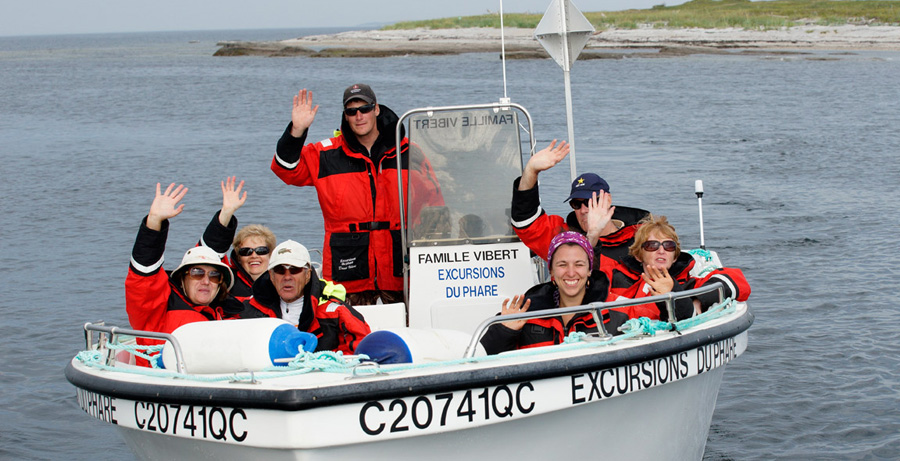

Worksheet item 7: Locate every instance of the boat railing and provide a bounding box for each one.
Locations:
[464,282,725,358]
[83,322,187,374]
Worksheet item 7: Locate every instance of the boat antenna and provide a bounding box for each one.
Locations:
[695,179,706,250]
[534,0,594,182]
[499,0,509,101]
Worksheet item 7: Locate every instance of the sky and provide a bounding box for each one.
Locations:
[2,0,690,37]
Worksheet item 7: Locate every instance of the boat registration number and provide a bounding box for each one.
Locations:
[358,381,535,435]
[132,401,249,442]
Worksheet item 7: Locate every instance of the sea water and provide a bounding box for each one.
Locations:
[1,29,898,460]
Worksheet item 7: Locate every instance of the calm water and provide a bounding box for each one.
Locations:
[1,29,898,460]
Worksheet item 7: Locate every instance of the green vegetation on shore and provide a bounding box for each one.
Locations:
[383,0,900,31]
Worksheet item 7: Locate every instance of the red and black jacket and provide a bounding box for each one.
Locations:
[125,217,243,365]
[607,253,695,296]
[240,268,371,354]
[509,176,649,273]
[606,254,750,322]
[480,274,629,355]
[684,267,751,309]
[199,211,254,300]
[272,105,443,294]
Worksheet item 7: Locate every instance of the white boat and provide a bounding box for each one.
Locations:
[66,99,752,460]
[66,2,753,459]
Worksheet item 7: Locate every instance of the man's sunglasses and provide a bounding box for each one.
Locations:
[344,104,376,116]
[272,265,306,275]
[186,267,223,284]
[569,199,589,210]
[641,240,677,252]
[237,246,270,257]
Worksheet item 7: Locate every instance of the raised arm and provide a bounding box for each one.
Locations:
[147,183,187,231]
[518,140,569,191]
[289,89,319,138]
[217,176,247,226]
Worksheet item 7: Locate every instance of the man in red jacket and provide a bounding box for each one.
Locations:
[509,140,650,274]
[241,240,371,354]
[272,84,442,306]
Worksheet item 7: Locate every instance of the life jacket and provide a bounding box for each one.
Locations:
[480,276,628,355]
[125,268,246,367]
[509,176,649,273]
[605,256,750,322]
[241,268,369,354]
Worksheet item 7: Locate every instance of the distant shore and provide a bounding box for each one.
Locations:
[215,25,900,58]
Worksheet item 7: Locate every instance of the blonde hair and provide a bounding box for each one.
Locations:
[233,224,276,253]
[628,215,681,260]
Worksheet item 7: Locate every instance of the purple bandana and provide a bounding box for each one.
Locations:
[547,231,594,271]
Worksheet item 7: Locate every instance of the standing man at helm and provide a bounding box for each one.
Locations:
[272,84,442,306]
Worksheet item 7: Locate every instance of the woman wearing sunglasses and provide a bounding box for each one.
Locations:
[198,177,276,300]
[607,215,750,322]
[126,182,243,366]
[480,231,629,355]
[228,226,276,296]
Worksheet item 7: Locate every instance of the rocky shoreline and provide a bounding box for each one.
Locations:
[215,25,900,58]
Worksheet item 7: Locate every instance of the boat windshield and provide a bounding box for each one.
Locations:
[404,106,530,246]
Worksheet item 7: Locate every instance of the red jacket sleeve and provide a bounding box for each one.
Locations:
[125,267,172,332]
[510,177,569,260]
[126,217,171,333]
[689,267,751,310]
[272,123,318,187]
[334,303,371,354]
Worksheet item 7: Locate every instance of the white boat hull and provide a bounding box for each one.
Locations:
[114,366,726,461]
[69,304,750,460]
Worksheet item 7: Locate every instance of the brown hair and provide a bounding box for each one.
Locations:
[628,215,681,260]
[233,224,276,253]
[180,267,229,303]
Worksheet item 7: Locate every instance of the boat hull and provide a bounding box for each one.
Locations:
[68,305,751,460]
[112,364,726,461]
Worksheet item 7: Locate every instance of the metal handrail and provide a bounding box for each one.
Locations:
[463,282,725,358]
[83,322,187,374]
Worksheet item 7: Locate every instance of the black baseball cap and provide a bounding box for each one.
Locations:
[343,83,376,106]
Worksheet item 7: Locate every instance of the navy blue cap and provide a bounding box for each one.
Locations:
[565,173,610,202]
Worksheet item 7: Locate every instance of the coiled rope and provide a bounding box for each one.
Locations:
[687,248,723,277]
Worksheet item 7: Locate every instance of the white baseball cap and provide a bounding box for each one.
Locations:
[267,240,311,271]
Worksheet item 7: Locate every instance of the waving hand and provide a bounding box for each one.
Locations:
[290,89,319,137]
[147,183,188,231]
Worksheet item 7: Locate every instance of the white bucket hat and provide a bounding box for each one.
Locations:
[268,240,311,271]
[170,246,234,291]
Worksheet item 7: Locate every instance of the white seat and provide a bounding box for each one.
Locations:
[353,302,407,331]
